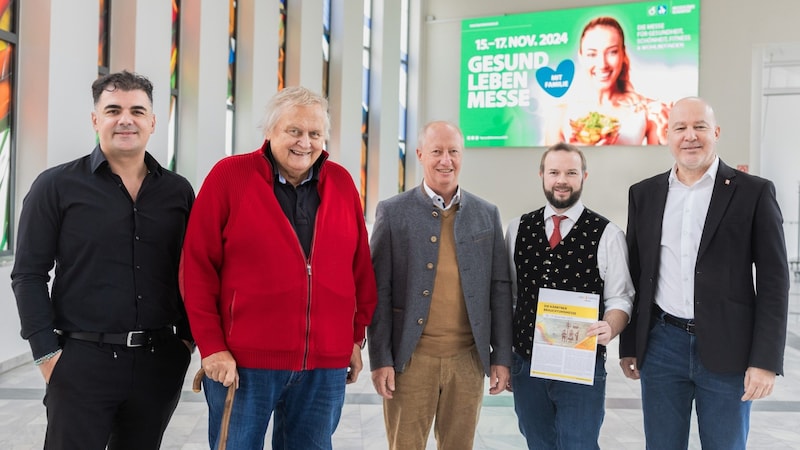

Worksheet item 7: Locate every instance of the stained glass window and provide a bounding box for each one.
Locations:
[322,0,330,98]
[226,0,237,155]
[98,0,109,75]
[278,0,286,90]
[360,0,371,209]
[0,0,16,253]
[168,0,180,171]
[398,0,408,192]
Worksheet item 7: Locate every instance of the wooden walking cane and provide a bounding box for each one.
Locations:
[192,368,235,450]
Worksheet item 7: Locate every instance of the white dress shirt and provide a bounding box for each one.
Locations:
[655,156,719,319]
[422,181,461,210]
[505,201,634,318]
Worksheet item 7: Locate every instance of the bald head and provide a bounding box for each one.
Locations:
[667,97,720,182]
[416,120,464,203]
[668,97,717,130]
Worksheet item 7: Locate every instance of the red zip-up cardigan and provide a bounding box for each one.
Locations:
[180,143,377,370]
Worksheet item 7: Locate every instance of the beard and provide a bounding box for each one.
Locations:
[544,182,583,210]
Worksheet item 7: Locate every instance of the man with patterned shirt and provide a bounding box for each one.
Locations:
[505,142,634,449]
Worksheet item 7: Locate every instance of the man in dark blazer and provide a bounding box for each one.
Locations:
[368,121,513,449]
[619,97,789,450]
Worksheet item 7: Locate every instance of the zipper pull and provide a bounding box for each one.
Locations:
[307,263,312,276]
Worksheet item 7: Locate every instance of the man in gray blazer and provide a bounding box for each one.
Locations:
[368,121,513,450]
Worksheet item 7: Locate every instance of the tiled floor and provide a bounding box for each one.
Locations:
[1,283,799,449]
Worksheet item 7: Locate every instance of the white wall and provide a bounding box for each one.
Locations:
[414,0,800,228]
[754,44,800,259]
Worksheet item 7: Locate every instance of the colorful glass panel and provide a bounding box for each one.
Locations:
[360,0,371,208]
[0,0,14,252]
[0,0,14,32]
[168,0,180,171]
[322,0,330,97]
[278,0,286,90]
[98,0,109,71]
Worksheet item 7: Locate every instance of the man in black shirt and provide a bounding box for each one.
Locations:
[11,71,195,450]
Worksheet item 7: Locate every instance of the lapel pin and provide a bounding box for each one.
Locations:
[724,179,730,185]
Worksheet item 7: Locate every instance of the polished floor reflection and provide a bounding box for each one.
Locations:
[0,283,799,449]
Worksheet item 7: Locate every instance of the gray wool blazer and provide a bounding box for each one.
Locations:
[367,184,513,375]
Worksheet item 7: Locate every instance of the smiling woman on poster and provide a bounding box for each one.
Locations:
[545,16,670,146]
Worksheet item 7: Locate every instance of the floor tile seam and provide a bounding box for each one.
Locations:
[1,389,800,412]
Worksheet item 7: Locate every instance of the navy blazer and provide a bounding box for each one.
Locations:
[367,185,513,375]
[619,160,790,374]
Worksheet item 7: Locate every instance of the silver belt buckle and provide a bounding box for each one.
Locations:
[126,331,147,347]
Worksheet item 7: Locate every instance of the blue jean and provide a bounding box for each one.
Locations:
[511,350,607,450]
[640,315,750,450]
[203,366,347,449]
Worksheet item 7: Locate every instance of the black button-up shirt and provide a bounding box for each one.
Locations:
[264,145,323,258]
[11,146,195,359]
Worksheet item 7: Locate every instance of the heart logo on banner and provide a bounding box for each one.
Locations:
[536,59,575,98]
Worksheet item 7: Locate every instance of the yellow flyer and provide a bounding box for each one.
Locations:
[530,287,600,385]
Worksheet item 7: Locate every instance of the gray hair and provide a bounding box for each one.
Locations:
[260,86,330,139]
[417,121,464,149]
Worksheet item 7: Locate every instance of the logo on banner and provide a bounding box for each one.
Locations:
[536,59,574,98]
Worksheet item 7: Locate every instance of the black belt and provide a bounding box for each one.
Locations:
[58,327,175,347]
[653,304,695,335]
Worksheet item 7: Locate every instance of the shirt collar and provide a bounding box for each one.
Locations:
[544,200,584,223]
[422,181,461,210]
[278,168,314,185]
[264,141,325,185]
[669,155,719,187]
[89,145,162,176]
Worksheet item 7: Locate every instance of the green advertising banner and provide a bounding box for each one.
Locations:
[460,1,700,147]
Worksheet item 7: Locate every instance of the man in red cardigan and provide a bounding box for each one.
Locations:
[180,86,377,450]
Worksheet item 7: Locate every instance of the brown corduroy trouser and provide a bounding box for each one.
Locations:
[383,347,485,450]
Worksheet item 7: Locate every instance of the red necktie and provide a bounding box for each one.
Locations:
[549,215,567,248]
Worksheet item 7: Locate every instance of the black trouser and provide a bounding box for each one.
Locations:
[43,334,191,450]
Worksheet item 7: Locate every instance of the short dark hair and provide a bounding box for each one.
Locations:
[540,142,587,173]
[91,70,154,106]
